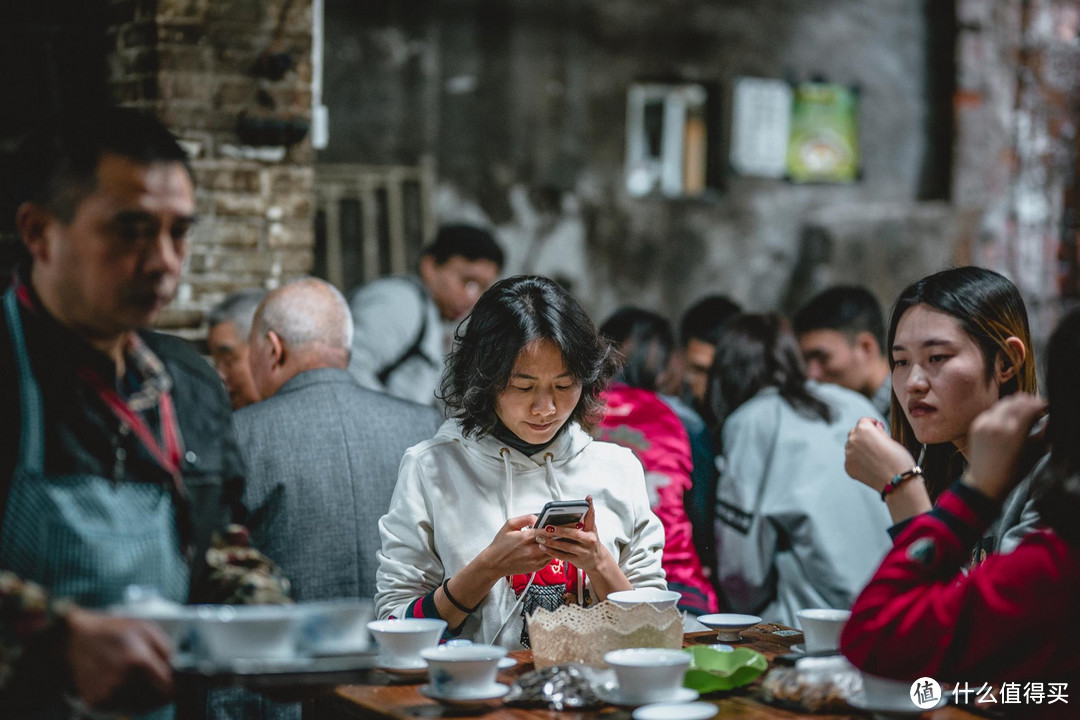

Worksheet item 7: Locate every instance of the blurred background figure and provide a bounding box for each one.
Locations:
[677,295,741,414]
[207,287,266,410]
[708,313,891,626]
[794,285,891,421]
[347,224,503,406]
[598,307,719,615]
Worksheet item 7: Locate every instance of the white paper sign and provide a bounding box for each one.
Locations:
[730,77,792,178]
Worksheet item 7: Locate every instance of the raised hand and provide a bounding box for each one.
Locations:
[964,394,1047,502]
[535,496,631,600]
[476,513,552,578]
[845,417,918,493]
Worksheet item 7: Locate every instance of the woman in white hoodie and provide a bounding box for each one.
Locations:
[375,275,666,648]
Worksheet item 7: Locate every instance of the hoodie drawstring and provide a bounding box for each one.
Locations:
[500,448,514,519]
[490,449,567,646]
[543,452,561,500]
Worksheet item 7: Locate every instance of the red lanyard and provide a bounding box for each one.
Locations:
[77,366,184,480]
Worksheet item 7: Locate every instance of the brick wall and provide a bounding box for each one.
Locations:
[106,0,315,337]
[954,0,1080,343]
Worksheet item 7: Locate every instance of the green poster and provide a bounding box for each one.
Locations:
[786,83,859,183]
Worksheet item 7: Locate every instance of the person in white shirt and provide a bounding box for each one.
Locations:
[375,275,666,648]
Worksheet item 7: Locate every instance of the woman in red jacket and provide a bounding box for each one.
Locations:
[840,308,1080,719]
[844,266,1041,558]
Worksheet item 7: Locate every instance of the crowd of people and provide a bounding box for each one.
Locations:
[1,105,1077,720]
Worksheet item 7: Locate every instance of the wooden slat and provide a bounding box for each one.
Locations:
[322,189,344,290]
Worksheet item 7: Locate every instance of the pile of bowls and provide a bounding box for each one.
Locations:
[108,596,376,665]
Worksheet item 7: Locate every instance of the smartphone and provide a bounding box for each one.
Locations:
[534,499,590,529]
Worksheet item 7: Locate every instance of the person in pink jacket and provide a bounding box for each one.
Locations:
[598,308,719,614]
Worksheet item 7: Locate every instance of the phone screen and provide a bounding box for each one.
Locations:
[542,511,585,527]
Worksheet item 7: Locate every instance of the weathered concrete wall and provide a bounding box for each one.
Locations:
[322,0,957,323]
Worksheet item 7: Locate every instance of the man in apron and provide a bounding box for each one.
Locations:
[0,107,264,718]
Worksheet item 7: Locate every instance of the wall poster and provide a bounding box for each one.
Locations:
[786,82,860,183]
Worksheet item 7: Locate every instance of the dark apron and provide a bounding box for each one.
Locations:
[0,288,188,719]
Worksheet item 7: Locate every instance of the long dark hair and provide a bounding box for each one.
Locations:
[887,267,1036,497]
[706,313,832,431]
[599,306,674,392]
[1035,307,1080,544]
[439,275,619,438]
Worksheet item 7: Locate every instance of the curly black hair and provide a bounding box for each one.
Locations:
[438,275,620,438]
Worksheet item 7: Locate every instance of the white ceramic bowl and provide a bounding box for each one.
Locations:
[420,643,507,697]
[607,588,682,611]
[367,618,447,667]
[191,605,300,662]
[796,608,850,653]
[298,599,375,655]
[696,613,762,642]
[604,648,691,704]
[109,603,195,647]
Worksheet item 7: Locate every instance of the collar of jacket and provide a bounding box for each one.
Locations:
[272,366,356,398]
[435,418,593,470]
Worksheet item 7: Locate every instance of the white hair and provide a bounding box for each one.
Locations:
[254,277,353,351]
[207,287,267,339]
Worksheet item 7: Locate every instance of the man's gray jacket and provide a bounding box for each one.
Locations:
[233,368,443,601]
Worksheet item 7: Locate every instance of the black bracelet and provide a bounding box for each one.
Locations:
[442,577,481,614]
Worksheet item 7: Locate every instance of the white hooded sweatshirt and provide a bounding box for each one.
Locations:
[375,419,667,648]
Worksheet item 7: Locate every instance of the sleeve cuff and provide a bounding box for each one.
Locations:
[927,481,999,550]
[403,590,464,636]
[887,517,914,541]
[948,480,1001,524]
[405,590,440,621]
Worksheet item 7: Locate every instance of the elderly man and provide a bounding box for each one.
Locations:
[207,288,266,410]
[0,108,277,717]
[347,224,502,405]
[237,278,442,602]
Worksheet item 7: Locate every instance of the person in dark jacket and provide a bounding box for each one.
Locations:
[0,107,277,718]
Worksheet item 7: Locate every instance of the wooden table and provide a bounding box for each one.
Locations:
[318,625,985,719]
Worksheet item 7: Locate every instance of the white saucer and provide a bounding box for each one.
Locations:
[633,700,717,720]
[419,682,510,705]
[848,690,949,716]
[376,656,428,675]
[595,684,699,708]
[696,613,762,642]
[497,656,517,670]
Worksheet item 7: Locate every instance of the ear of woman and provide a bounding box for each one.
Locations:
[996,336,1026,383]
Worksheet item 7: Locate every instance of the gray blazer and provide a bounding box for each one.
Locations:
[234,367,443,602]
